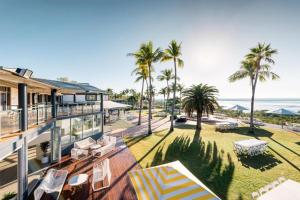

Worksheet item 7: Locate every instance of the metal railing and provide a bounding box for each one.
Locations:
[0,103,101,137]
[0,109,21,137]
[57,103,101,117]
[28,105,53,127]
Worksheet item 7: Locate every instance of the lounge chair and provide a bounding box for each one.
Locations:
[34,169,68,200]
[92,159,111,191]
[71,148,89,160]
[251,191,260,200]
[74,137,96,150]
[92,136,117,157]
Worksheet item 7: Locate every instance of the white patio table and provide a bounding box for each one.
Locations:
[234,139,267,156]
[68,174,88,187]
[258,179,300,200]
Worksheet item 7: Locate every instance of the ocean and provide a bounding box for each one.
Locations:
[218,98,300,112]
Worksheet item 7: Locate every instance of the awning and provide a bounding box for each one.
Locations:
[103,100,131,110]
[128,161,220,200]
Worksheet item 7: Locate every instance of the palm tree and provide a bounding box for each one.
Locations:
[106,88,114,100]
[177,83,184,114]
[182,84,219,130]
[132,65,149,125]
[229,43,279,133]
[161,40,184,132]
[157,69,174,110]
[159,87,167,110]
[128,41,163,135]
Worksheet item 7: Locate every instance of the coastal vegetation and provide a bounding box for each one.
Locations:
[161,40,184,132]
[128,41,163,135]
[229,43,279,133]
[182,84,219,130]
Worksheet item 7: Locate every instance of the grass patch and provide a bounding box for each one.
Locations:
[124,124,300,200]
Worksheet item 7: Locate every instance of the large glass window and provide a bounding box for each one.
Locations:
[71,117,83,141]
[93,114,102,134]
[56,119,71,146]
[83,115,93,138]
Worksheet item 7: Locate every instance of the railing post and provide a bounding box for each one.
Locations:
[51,89,57,118]
[101,93,104,134]
[36,106,39,125]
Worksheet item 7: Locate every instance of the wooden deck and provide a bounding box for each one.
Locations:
[37,145,140,200]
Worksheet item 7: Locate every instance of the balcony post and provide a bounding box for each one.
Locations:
[18,83,28,200]
[100,93,104,133]
[18,83,28,130]
[51,89,57,118]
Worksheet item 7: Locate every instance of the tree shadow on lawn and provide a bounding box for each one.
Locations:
[238,152,282,171]
[147,129,235,200]
[218,127,273,137]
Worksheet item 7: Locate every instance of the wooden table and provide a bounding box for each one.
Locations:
[258,179,300,200]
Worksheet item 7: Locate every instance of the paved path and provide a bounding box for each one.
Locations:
[109,117,171,137]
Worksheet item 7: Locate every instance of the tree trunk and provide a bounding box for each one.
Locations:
[196,110,202,130]
[138,78,144,125]
[250,64,260,133]
[170,58,177,132]
[179,91,182,114]
[166,80,169,111]
[148,64,152,135]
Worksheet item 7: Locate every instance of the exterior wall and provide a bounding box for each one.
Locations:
[11,87,18,107]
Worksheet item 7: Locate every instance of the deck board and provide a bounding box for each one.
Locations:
[40,145,140,200]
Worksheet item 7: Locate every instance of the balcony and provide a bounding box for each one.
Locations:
[0,103,102,139]
[0,109,21,137]
[57,103,101,117]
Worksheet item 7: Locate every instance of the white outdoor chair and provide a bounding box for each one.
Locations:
[259,186,269,195]
[71,148,89,160]
[34,169,68,200]
[74,137,96,150]
[278,176,286,183]
[251,191,260,200]
[271,180,280,188]
[92,159,111,191]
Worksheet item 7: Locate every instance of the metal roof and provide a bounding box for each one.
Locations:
[34,78,106,94]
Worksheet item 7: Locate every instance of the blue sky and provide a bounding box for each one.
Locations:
[0,0,299,98]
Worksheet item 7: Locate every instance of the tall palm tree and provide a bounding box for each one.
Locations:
[161,40,184,132]
[132,65,149,125]
[229,43,279,133]
[182,84,219,130]
[159,87,167,110]
[128,41,163,135]
[157,69,174,111]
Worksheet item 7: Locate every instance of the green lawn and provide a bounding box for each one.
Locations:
[124,123,300,200]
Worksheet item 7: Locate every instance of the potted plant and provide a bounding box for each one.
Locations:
[40,141,50,164]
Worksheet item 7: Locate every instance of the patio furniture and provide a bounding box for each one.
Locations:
[251,191,260,200]
[34,169,68,200]
[68,173,89,191]
[92,135,116,157]
[278,176,286,183]
[71,148,89,160]
[90,144,101,150]
[74,137,96,150]
[92,159,111,191]
[216,122,238,131]
[234,139,267,156]
[257,179,300,200]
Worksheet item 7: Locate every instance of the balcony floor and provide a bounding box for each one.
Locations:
[33,143,140,200]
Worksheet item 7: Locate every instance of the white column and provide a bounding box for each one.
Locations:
[17,137,28,200]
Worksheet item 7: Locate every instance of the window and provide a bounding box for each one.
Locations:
[56,119,71,146]
[71,117,83,141]
[83,115,93,138]
[86,94,97,101]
